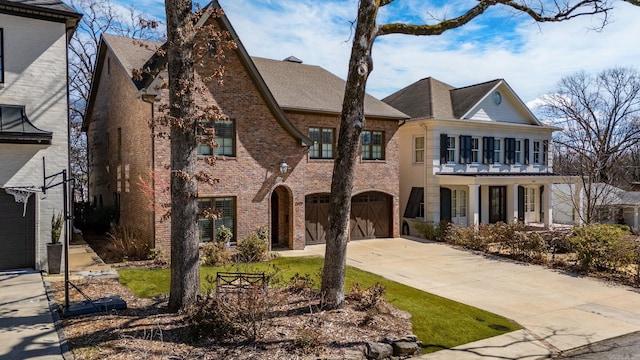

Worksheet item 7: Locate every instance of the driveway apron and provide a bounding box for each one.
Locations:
[0,270,62,360]
[280,238,640,359]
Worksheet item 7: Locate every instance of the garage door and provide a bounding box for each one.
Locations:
[305,194,330,245]
[350,192,390,240]
[305,192,391,244]
[0,189,35,270]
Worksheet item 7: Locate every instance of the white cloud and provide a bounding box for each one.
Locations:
[117,0,640,105]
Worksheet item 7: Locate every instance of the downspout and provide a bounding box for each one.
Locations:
[141,94,156,248]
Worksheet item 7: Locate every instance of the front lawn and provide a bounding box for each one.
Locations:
[118,256,520,353]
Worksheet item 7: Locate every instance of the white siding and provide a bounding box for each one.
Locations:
[0,14,70,271]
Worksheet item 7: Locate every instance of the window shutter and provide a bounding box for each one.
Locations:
[505,138,515,165]
[440,133,448,163]
[460,135,471,164]
[404,187,424,218]
[483,137,494,164]
[543,140,549,165]
[440,187,452,221]
[524,139,530,165]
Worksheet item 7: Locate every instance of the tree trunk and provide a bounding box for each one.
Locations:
[166,0,200,312]
[321,0,378,309]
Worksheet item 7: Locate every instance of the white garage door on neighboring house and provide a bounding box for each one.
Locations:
[0,189,35,270]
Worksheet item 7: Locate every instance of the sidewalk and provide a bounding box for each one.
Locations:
[0,233,116,360]
[278,237,640,359]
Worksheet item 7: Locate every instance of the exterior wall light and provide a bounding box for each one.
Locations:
[279,160,289,174]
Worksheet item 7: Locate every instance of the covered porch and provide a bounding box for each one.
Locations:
[436,173,570,228]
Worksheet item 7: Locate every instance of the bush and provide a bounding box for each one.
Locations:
[215,225,233,244]
[568,224,637,272]
[201,241,231,266]
[105,223,150,261]
[414,220,450,241]
[445,224,487,251]
[347,283,386,311]
[188,274,281,342]
[235,230,269,263]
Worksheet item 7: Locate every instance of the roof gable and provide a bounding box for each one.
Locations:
[384,77,542,126]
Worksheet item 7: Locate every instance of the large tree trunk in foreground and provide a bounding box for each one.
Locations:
[321,0,378,310]
[166,0,200,312]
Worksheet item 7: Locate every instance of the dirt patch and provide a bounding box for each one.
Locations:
[50,277,413,359]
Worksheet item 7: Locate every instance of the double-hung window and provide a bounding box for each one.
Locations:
[515,139,522,164]
[198,197,235,242]
[533,141,541,164]
[493,139,501,163]
[414,136,424,163]
[309,127,334,159]
[447,136,455,162]
[198,119,235,156]
[470,137,480,163]
[361,130,384,160]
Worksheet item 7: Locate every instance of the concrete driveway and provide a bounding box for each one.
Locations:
[0,270,63,360]
[280,237,640,359]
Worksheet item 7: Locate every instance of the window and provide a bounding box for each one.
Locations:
[414,136,424,163]
[198,119,235,156]
[447,136,455,162]
[309,127,334,159]
[470,137,480,163]
[361,130,384,160]
[198,197,235,242]
[515,139,522,164]
[533,141,541,164]
[543,140,549,165]
[493,139,501,163]
[0,29,4,83]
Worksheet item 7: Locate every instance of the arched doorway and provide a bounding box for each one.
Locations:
[271,186,292,248]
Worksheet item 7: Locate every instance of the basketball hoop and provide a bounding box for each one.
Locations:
[5,187,41,217]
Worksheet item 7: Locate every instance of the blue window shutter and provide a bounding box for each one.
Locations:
[440,133,448,163]
[483,136,494,164]
[524,139,530,165]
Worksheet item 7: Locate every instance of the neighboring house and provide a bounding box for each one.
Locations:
[384,77,571,235]
[83,1,406,251]
[553,183,640,228]
[0,0,81,270]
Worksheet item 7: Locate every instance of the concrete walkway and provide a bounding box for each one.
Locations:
[1,235,116,360]
[279,237,640,359]
[0,270,63,360]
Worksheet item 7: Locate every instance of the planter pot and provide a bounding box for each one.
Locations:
[47,243,63,274]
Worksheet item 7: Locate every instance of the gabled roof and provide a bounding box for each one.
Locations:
[84,0,405,142]
[253,57,407,120]
[383,77,541,126]
[0,0,81,31]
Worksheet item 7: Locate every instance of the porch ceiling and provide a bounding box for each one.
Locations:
[437,173,577,186]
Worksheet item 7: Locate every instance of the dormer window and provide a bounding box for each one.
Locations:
[0,105,52,144]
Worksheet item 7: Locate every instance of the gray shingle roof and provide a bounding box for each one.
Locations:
[102,34,162,80]
[252,57,407,119]
[0,0,80,18]
[383,77,503,120]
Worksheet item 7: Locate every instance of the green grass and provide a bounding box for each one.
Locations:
[118,256,521,353]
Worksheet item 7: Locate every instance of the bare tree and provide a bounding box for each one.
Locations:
[321,0,622,309]
[542,67,640,223]
[69,0,164,200]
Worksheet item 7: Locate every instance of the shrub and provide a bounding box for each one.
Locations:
[188,274,281,342]
[201,241,231,266]
[290,327,323,355]
[235,230,269,263]
[568,224,636,272]
[414,221,436,240]
[215,225,233,244]
[105,223,150,261]
[445,224,487,251]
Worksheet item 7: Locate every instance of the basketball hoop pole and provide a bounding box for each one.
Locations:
[42,157,74,309]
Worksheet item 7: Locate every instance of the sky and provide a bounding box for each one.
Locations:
[109,0,640,108]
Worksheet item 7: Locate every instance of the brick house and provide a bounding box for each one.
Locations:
[0,0,80,270]
[83,1,406,251]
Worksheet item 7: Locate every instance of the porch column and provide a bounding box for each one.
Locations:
[468,184,480,227]
[510,183,519,223]
[543,184,553,228]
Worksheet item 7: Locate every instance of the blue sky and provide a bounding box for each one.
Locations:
[109,0,640,107]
